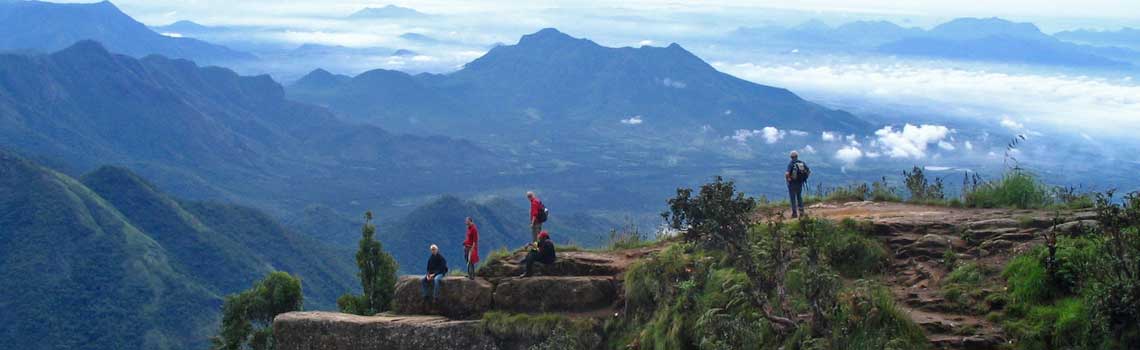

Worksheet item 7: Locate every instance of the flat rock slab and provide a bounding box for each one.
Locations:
[478,251,623,278]
[493,276,617,313]
[392,276,493,319]
[274,312,497,350]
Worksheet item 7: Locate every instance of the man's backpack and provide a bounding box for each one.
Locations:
[536,202,549,223]
[791,161,811,182]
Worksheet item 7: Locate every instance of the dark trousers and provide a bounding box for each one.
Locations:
[464,247,475,278]
[789,181,805,216]
[521,250,550,275]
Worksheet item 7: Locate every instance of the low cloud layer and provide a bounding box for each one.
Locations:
[716,60,1140,138]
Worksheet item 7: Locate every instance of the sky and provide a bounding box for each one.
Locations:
[59,0,1140,30]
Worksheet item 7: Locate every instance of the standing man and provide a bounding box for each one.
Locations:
[420,244,448,303]
[526,191,548,242]
[463,217,479,279]
[785,150,811,218]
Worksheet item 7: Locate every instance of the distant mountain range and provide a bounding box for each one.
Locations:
[0,149,356,350]
[0,1,254,64]
[1055,27,1140,49]
[290,28,869,142]
[348,4,429,19]
[0,40,508,217]
[732,17,1135,68]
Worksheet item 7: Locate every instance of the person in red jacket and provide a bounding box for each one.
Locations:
[463,217,479,279]
[527,191,547,243]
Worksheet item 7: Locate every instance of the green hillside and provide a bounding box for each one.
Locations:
[0,150,356,350]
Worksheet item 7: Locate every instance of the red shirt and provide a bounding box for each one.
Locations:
[464,223,479,248]
[530,197,542,220]
[464,223,480,264]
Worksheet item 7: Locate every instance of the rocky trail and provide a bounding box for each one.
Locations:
[274,202,1096,350]
[804,201,1097,349]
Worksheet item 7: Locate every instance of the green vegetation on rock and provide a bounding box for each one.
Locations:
[607,177,926,349]
[211,272,304,350]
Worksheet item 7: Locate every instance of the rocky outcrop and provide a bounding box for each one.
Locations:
[274,312,496,350]
[392,276,493,319]
[477,250,624,278]
[493,276,617,313]
[275,311,606,350]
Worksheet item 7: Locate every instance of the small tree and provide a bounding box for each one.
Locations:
[662,176,756,255]
[211,271,303,350]
[338,211,398,315]
[903,166,944,201]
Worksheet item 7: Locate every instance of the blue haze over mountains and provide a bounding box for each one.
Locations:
[1,1,1139,349]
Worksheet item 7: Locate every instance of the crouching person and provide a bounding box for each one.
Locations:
[421,244,448,303]
[519,231,556,278]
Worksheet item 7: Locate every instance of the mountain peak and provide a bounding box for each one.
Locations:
[517,28,590,48]
[931,17,1047,41]
[53,40,113,59]
[348,4,427,19]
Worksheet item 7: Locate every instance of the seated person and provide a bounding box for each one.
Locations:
[420,244,448,303]
[519,231,556,278]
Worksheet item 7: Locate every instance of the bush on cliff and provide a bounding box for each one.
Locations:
[211,271,303,350]
[338,211,399,316]
[608,178,924,349]
[999,191,1140,349]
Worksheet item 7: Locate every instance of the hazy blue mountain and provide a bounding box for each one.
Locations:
[348,5,428,19]
[0,150,356,350]
[925,17,1054,41]
[378,195,615,274]
[291,28,869,141]
[0,41,509,217]
[1055,27,1140,49]
[877,18,1129,67]
[399,32,440,43]
[152,20,218,35]
[0,1,253,63]
[732,20,924,48]
[879,36,1129,68]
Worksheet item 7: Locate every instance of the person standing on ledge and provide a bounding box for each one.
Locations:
[527,191,548,242]
[420,244,448,303]
[785,150,811,218]
[463,217,479,279]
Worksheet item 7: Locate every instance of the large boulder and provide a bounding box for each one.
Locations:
[274,311,604,350]
[392,276,493,319]
[274,312,497,350]
[492,276,617,313]
[478,250,623,278]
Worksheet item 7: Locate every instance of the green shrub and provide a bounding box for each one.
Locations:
[871,177,902,202]
[828,281,929,350]
[903,166,945,202]
[965,171,1051,209]
[211,271,303,350]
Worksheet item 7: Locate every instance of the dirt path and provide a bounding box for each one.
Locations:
[794,201,1095,349]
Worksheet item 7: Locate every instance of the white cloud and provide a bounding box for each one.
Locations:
[661,78,687,88]
[730,129,762,143]
[789,130,809,136]
[1000,116,1025,130]
[160,32,184,38]
[762,126,786,144]
[638,39,655,46]
[965,141,974,150]
[938,140,956,151]
[874,124,951,159]
[717,61,1140,138]
[835,146,864,166]
[802,144,817,154]
[621,116,644,125]
[821,131,839,142]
